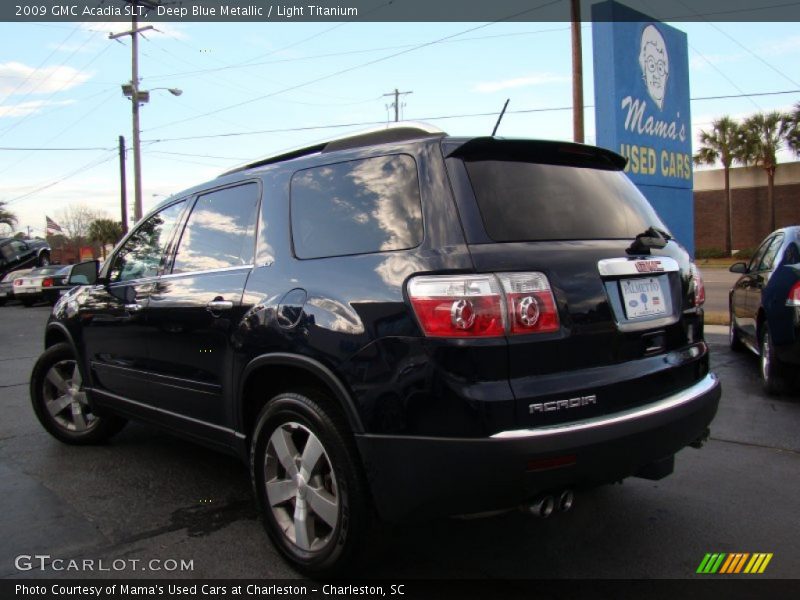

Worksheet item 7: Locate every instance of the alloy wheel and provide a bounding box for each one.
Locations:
[264,422,339,553]
[761,333,771,383]
[42,360,97,432]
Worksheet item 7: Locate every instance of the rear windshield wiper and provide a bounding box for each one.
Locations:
[627,226,669,255]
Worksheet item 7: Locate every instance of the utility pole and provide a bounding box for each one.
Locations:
[130,7,143,223]
[118,136,128,235]
[570,0,585,143]
[110,1,157,224]
[383,88,413,122]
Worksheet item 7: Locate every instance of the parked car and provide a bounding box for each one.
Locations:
[41,264,93,305]
[0,238,50,281]
[0,268,32,305]
[30,125,720,576]
[729,226,800,394]
[13,265,67,306]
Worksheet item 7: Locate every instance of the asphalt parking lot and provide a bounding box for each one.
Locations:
[0,303,798,581]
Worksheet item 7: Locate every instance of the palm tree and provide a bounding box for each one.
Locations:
[739,111,793,232]
[88,218,123,259]
[0,200,17,231]
[788,102,799,156]
[693,116,741,255]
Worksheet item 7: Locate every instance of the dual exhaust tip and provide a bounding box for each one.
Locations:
[525,489,574,518]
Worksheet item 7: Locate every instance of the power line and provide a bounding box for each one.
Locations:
[0,146,114,151]
[144,25,574,83]
[5,151,118,205]
[0,24,82,107]
[2,89,795,154]
[143,0,564,133]
[0,42,113,138]
[672,0,799,89]
[142,89,800,144]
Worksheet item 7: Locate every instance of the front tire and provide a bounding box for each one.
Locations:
[250,391,372,577]
[729,317,745,352]
[30,343,127,444]
[760,327,787,395]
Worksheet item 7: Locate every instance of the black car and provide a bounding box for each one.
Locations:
[729,226,800,394]
[0,237,50,280]
[30,126,720,576]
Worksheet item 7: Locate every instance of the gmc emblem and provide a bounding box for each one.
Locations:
[634,260,664,273]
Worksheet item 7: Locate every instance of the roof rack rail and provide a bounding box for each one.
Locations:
[219,122,446,177]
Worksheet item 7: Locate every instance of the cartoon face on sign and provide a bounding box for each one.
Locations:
[639,24,669,110]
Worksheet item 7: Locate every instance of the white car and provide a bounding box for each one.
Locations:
[13,266,67,306]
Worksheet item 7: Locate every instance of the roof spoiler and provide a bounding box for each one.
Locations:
[219,122,446,177]
[445,137,627,171]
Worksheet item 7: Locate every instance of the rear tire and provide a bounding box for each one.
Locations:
[20,297,34,307]
[760,327,787,396]
[250,391,373,577]
[38,251,50,267]
[30,343,127,444]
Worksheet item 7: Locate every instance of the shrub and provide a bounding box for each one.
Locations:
[733,247,757,259]
[696,247,728,259]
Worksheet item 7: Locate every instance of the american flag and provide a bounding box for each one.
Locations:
[46,216,63,235]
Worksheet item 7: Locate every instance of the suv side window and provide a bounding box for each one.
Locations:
[109,201,186,282]
[290,154,423,259]
[758,233,784,272]
[172,183,259,274]
[11,241,28,253]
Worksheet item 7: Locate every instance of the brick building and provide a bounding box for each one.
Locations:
[694,161,800,252]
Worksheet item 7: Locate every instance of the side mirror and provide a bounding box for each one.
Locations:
[729,262,747,274]
[69,259,100,285]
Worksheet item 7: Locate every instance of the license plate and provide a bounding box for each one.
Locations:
[620,277,667,319]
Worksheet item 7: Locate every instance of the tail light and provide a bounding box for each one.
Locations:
[498,272,560,334]
[690,264,705,307]
[406,275,505,337]
[42,278,54,288]
[788,281,800,307]
[13,279,22,286]
[407,272,559,338]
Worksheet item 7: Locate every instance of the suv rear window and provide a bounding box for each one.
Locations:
[291,154,423,259]
[464,160,667,242]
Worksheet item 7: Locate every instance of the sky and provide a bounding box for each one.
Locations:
[0,11,798,238]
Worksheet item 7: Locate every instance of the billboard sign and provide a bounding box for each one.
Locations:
[592,1,695,254]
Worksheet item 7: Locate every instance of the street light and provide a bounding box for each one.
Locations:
[120,83,183,222]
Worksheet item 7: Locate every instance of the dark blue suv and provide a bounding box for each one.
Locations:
[30,125,720,575]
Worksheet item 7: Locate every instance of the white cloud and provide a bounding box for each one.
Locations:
[473,73,570,93]
[0,62,92,96]
[690,34,800,71]
[0,99,75,118]
[757,35,800,57]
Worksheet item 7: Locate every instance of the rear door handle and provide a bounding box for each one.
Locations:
[206,300,233,312]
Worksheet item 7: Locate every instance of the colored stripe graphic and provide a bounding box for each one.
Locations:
[697,552,772,574]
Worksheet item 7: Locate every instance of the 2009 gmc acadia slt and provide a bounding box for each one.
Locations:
[31,125,720,575]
